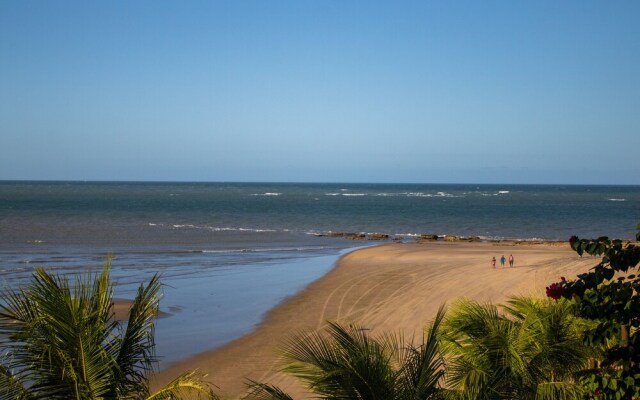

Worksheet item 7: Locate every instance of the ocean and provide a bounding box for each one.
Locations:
[1,181,639,365]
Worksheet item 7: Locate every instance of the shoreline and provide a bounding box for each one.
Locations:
[151,240,598,398]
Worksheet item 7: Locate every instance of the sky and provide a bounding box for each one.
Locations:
[0,1,638,184]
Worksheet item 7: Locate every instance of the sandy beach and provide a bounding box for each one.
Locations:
[153,241,597,398]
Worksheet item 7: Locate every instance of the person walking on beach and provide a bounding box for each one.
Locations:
[500,255,506,268]
[492,256,496,268]
[509,254,514,268]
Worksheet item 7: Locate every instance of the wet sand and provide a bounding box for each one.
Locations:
[152,241,596,398]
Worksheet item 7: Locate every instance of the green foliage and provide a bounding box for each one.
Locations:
[0,259,216,400]
[547,226,640,399]
[246,307,447,400]
[441,297,590,399]
[244,380,294,400]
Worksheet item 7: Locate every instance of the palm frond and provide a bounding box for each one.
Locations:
[397,305,446,400]
[15,266,117,399]
[112,272,163,397]
[244,380,294,400]
[281,321,397,399]
[534,380,584,400]
[280,314,447,400]
[0,363,33,400]
[0,259,217,399]
[442,296,592,400]
[146,370,218,400]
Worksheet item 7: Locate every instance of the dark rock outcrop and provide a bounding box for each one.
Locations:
[368,233,389,240]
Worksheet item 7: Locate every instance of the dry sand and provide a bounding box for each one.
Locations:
[152,241,597,398]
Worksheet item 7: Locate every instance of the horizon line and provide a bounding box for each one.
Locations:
[1,179,638,187]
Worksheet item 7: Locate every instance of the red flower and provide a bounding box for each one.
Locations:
[545,281,565,300]
[569,235,578,244]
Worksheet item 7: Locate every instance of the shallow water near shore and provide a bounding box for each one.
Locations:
[151,248,358,367]
[0,239,356,366]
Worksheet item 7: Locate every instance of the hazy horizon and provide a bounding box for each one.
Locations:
[1,1,638,185]
[2,179,640,187]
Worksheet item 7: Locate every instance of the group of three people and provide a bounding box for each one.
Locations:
[492,254,514,268]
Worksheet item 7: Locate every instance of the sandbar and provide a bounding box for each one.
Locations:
[152,241,597,398]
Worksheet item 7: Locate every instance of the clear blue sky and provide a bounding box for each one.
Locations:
[1,1,638,184]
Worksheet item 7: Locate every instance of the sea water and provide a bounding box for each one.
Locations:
[1,181,639,364]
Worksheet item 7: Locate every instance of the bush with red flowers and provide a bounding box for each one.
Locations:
[545,277,567,300]
[547,225,640,399]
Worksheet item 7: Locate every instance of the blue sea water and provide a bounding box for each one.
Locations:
[1,181,639,364]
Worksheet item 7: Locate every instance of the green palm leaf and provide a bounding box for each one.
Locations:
[251,309,446,400]
[0,258,216,400]
[146,370,218,400]
[442,297,590,399]
[244,380,294,400]
[397,306,446,400]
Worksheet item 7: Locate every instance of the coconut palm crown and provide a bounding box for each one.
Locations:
[441,296,592,400]
[246,306,447,400]
[0,260,216,400]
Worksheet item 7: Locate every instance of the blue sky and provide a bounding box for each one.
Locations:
[1,1,638,184]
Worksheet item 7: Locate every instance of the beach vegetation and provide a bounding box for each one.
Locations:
[246,307,447,400]
[440,296,591,399]
[0,259,217,400]
[546,226,640,399]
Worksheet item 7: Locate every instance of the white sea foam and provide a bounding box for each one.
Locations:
[342,193,366,196]
[608,198,626,202]
[166,224,279,233]
[325,193,341,196]
[250,193,281,196]
[498,190,510,194]
[206,226,277,233]
[404,192,429,197]
[395,232,422,237]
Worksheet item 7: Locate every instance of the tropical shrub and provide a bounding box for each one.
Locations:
[546,225,640,399]
[0,260,216,400]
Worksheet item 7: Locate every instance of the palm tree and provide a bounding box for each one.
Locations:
[0,260,216,400]
[441,296,592,400]
[246,307,446,400]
